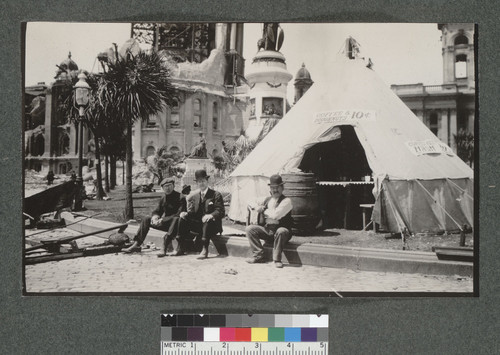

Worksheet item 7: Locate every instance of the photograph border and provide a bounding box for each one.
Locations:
[2,0,498,353]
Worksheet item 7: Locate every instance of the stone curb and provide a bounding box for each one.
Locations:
[61,212,473,277]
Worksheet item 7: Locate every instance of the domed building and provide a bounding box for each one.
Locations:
[54,52,80,82]
[294,63,314,104]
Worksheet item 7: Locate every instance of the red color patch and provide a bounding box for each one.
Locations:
[235,328,251,341]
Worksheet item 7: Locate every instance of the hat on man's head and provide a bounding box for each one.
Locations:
[160,177,175,187]
[194,169,210,181]
[268,174,284,187]
[181,184,191,195]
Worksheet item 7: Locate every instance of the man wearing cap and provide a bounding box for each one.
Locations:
[245,174,294,268]
[123,177,185,255]
[171,169,225,259]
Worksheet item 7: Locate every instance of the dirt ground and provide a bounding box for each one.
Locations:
[67,185,473,253]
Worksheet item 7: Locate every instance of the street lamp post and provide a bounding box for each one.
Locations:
[73,72,90,211]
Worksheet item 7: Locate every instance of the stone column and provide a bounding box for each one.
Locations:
[214,23,227,50]
[184,95,193,153]
[206,97,214,148]
[158,108,168,148]
[43,89,52,157]
[449,108,458,152]
[440,110,449,145]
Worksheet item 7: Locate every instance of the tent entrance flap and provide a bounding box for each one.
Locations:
[298,125,375,230]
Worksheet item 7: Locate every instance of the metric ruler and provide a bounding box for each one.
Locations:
[160,314,328,355]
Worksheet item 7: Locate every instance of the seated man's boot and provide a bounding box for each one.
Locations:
[168,240,185,256]
[157,234,169,257]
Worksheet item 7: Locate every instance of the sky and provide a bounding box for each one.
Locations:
[25,22,444,102]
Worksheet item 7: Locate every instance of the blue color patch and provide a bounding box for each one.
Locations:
[284,328,301,342]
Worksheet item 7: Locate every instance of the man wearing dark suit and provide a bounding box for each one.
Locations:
[123,177,185,255]
[171,169,225,259]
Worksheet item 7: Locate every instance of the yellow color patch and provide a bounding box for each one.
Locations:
[251,327,268,342]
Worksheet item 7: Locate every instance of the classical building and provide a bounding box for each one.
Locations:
[24,53,91,174]
[130,23,247,160]
[391,23,475,155]
[294,63,314,104]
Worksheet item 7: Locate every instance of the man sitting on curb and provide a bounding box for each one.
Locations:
[123,177,184,255]
[245,174,294,268]
[170,169,225,259]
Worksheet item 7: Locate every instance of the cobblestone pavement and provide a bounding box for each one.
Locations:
[25,247,472,293]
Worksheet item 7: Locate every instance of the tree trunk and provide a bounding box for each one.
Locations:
[104,154,110,193]
[94,137,105,200]
[124,121,134,220]
[110,155,116,189]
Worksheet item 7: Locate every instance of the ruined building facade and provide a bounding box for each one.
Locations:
[24,54,91,174]
[131,23,247,160]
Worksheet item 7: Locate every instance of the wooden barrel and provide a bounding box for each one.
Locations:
[282,172,320,234]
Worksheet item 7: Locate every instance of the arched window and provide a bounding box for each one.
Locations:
[169,146,181,157]
[146,146,156,157]
[59,163,67,175]
[170,97,180,127]
[212,102,218,130]
[455,54,467,79]
[31,134,45,156]
[454,35,468,46]
[429,112,439,135]
[193,99,202,129]
[59,133,70,155]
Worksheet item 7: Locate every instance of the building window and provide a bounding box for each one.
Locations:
[169,146,181,157]
[212,102,218,130]
[455,54,467,79]
[59,163,67,175]
[146,114,158,127]
[146,146,156,156]
[193,99,202,129]
[429,112,439,135]
[249,98,256,117]
[262,97,283,117]
[454,35,468,46]
[170,97,180,127]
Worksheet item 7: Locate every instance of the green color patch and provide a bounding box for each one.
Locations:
[268,327,285,342]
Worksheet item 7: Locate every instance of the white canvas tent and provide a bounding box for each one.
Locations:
[228,54,473,233]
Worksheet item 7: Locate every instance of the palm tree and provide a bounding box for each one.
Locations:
[98,45,175,220]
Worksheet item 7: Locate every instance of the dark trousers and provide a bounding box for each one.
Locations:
[245,225,292,262]
[176,217,218,251]
[134,216,180,246]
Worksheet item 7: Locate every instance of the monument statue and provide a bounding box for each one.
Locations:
[257,23,284,52]
[189,138,207,158]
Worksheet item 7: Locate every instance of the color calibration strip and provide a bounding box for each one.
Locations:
[161,314,328,355]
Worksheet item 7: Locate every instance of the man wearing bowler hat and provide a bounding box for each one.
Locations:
[245,174,293,268]
[123,177,185,255]
[171,169,225,259]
